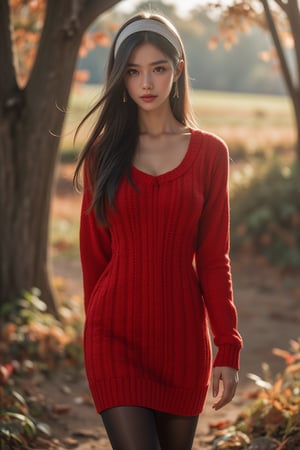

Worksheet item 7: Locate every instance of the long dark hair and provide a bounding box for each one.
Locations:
[73,12,197,225]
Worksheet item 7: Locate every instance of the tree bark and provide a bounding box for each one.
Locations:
[284,0,300,160]
[261,0,300,160]
[0,0,119,315]
[293,94,300,162]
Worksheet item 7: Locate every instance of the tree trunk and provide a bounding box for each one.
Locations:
[0,0,119,315]
[294,94,300,162]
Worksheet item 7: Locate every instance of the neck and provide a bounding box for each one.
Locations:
[138,106,183,137]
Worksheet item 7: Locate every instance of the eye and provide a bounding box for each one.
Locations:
[154,66,166,73]
[127,68,138,76]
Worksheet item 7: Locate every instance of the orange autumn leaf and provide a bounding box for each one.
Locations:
[0,363,14,385]
[280,30,294,48]
[208,36,218,50]
[289,339,300,351]
[272,378,283,395]
[259,50,272,62]
[92,31,111,47]
[73,70,90,83]
[9,1,107,85]
[2,322,17,340]
[272,347,296,364]
[285,362,300,374]
[209,419,231,430]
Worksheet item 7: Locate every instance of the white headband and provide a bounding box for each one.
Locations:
[114,19,182,58]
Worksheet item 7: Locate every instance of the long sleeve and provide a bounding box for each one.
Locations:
[195,140,242,370]
[80,167,112,314]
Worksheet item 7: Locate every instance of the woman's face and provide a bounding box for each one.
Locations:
[124,42,182,112]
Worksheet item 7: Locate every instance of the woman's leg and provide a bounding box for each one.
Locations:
[101,406,161,450]
[153,410,199,450]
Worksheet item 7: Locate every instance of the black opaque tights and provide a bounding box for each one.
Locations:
[101,406,199,450]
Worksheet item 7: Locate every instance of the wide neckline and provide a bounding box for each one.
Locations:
[131,128,201,184]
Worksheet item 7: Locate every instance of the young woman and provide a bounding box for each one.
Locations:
[74,12,243,450]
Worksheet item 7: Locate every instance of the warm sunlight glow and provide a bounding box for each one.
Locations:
[116,0,232,17]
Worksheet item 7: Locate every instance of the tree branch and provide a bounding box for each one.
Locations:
[26,1,83,117]
[0,0,17,107]
[273,0,287,13]
[62,0,81,38]
[27,0,120,98]
[81,0,121,29]
[285,0,300,88]
[260,0,295,98]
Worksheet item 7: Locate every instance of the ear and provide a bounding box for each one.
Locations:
[174,59,184,81]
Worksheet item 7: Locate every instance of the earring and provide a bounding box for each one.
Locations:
[173,81,179,99]
[122,90,127,103]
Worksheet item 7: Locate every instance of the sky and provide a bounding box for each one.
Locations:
[115,0,229,17]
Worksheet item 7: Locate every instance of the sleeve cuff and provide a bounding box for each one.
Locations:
[213,344,241,370]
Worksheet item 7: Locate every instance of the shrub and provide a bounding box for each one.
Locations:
[230,161,300,269]
[0,288,83,367]
[0,374,37,450]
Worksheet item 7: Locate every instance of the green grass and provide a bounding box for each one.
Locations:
[191,89,293,127]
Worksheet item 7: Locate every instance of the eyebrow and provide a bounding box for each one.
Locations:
[127,59,169,67]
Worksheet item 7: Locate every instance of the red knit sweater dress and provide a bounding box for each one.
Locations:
[80,128,242,416]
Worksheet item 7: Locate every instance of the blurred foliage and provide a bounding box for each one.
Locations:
[9,0,110,88]
[10,0,46,87]
[211,339,300,449]
[0,288,84,448]
[80,2,286,95]
[230,160,300,269]
[0,288,83,367]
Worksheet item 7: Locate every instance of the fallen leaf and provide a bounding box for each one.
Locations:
[63,437,79,447]
[60,384,72,395]
[0,363,14,384]
[212,430,250,449]
[52,403,72,414]
[73,396,84,405]
[36,422,52,436]
[209,420,232,430]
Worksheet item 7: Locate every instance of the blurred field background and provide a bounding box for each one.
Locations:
[61,86,295,155]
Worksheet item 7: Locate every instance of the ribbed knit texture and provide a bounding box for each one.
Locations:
[80,129,242,416]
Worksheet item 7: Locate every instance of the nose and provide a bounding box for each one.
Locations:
[142,72,153,91]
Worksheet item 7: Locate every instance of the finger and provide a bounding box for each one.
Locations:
[212,378,237,410]
[212,370,221,398]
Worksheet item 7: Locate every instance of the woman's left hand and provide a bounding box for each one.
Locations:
[211,366,239,410]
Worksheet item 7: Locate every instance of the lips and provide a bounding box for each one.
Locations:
[140,95,157,102]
